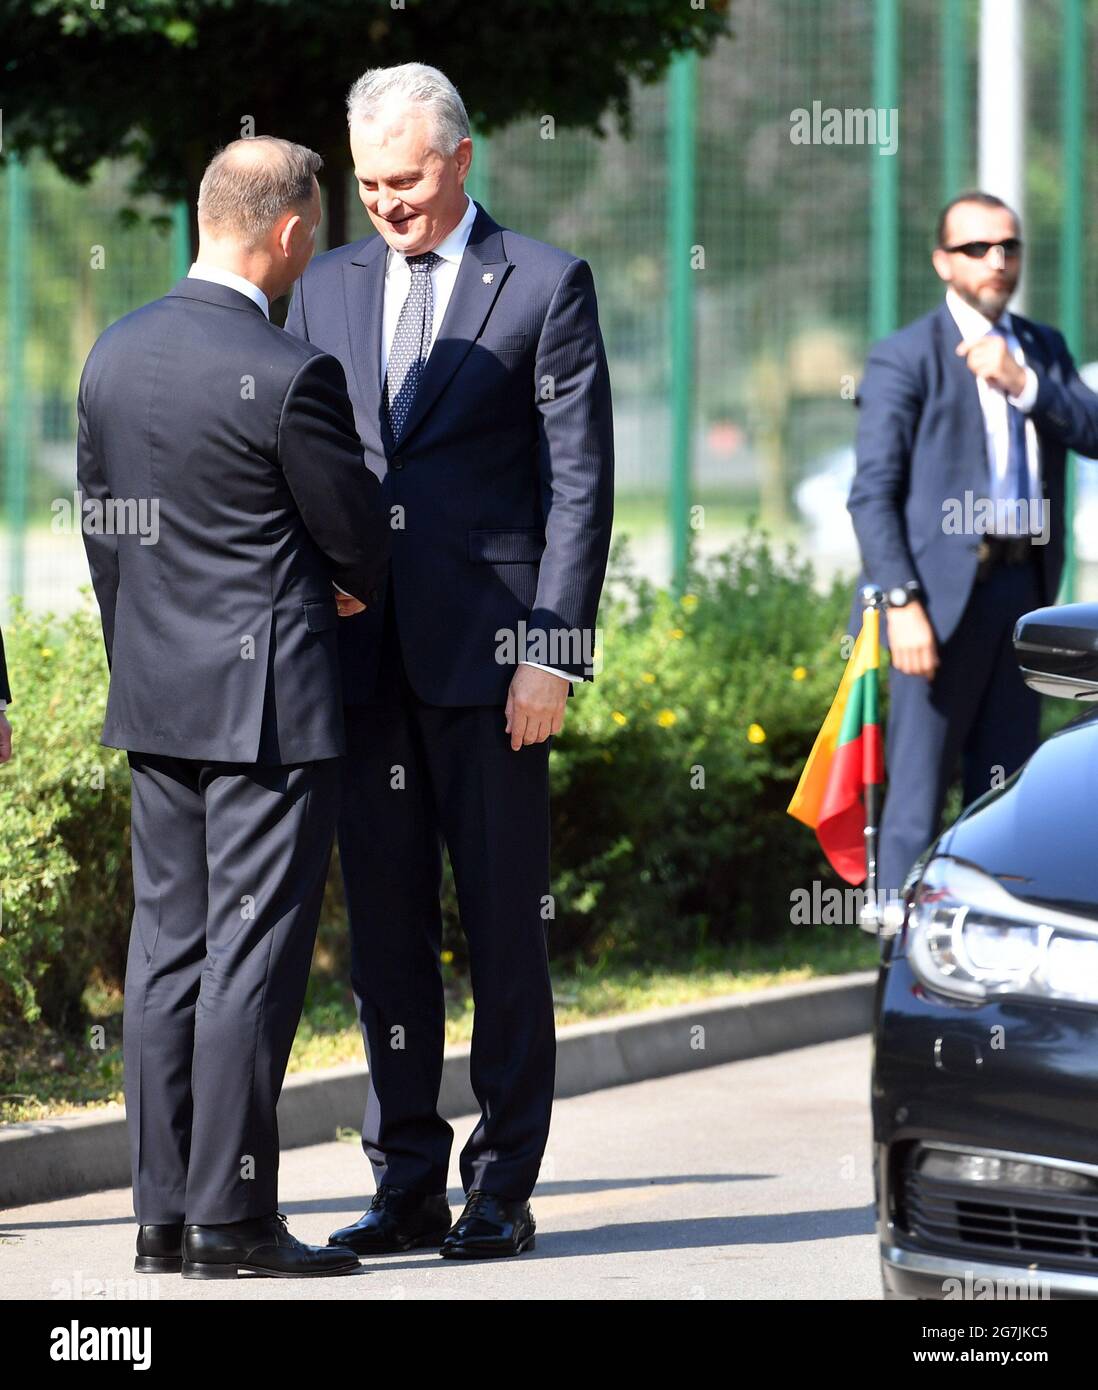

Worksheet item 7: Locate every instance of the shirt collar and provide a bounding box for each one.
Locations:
[385,194,477,273]
[187,263,270,319]
[946,286,1012,340]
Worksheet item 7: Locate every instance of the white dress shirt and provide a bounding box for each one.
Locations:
[187,263,270,319]
[382,197,575,684]
[945,288,1042,534]
[380,194,477,379]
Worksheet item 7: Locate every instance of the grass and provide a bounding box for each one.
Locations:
[0,928,878,1124]
[610,490,788,542]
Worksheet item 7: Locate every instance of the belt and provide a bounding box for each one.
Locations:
[974,535,1036,580]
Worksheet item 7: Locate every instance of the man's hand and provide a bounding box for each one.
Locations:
[0,713,11,764]
[956,335,1026,397]
[504,665,568,751]
[887,602,939,679]
[335,592,366,618]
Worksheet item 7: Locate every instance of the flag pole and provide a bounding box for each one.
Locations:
[861,584,885,903]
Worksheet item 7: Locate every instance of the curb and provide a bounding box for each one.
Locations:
[0,970,877,1210]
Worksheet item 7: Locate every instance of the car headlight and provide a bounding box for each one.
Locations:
[908,857,1098,1004]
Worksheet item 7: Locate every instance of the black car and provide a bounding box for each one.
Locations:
[870,602,1098,1301]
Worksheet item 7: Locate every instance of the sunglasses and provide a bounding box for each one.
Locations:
[943,238,1024,259]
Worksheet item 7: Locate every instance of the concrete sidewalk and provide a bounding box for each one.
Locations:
[1,970,877,1210]
[0,1036,880,1300]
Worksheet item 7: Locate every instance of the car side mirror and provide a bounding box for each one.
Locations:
[1014,603,1098,700]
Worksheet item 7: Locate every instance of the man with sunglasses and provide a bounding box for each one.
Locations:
[848,190,1098,895]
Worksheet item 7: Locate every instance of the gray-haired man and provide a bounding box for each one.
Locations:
[287,64,614,1260]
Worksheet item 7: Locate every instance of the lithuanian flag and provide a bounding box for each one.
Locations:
[787,606,884,884]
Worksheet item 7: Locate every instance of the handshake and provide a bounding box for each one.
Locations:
[334,587,366,619]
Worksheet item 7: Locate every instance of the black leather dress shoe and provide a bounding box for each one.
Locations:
[134,1223,183,1274]
[328,1187,452,1255]
[181,1212,360,1279]
[439,1191,536,1259]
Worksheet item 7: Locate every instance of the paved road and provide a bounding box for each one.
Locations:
[1,1035,880,1300]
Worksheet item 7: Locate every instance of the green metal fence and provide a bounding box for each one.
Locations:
[2,0,1095,618]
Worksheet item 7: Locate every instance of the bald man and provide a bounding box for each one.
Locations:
[78,137,390,1279]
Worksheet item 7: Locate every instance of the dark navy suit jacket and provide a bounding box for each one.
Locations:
[0,626,9,703]
[847,299,1098,643]
[77,277,391,764]
[285,200,615,706]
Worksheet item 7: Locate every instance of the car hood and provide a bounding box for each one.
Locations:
[935,705,1098,916]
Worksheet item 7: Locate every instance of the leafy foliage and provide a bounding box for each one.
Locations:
[0,602,131,1028]
[2,0,730,217]
[0,535,864,1033]
[541,534,857,961]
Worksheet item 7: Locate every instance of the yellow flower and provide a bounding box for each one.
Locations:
[611,710,628,726]
[657,709,677,728]
[641,672,656,684]
[440,949,454,965]
[668,628,684,640]
[792,666,807,681]
[40,647,53,659]
[680,593,699,613]
[747,723,766,744]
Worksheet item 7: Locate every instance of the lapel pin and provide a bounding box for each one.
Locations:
[482,272,494,285]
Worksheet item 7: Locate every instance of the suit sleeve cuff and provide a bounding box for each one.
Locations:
[519,660,580,683]
[1008,366,1039,413]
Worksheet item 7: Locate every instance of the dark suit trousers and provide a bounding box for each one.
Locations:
[124,753,340,1225]
[338,604,556,1202]
[878,556,1042,894]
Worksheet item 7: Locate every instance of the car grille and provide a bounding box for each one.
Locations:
[901,1159,1098,1271]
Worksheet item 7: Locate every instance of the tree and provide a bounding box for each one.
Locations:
[1,0,730,251]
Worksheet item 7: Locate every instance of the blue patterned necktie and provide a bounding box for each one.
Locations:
[987,322,1031,523]
[384,250,443,441]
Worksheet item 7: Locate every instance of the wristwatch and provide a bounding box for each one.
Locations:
[887,581,924,609]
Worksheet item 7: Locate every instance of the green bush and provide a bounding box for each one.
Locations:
[0,536,868,1032]
[0,603,132,1029]
[541,533,857,962]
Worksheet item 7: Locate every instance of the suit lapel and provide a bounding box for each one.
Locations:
[343,238,388,435]
[394,202,513,447]
[1010,312,1048,375]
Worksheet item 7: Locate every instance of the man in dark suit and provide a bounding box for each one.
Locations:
[286,63,614,1259]
[0,625,10,763]
[848,190,1098,896]
[78,137,390,1278]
